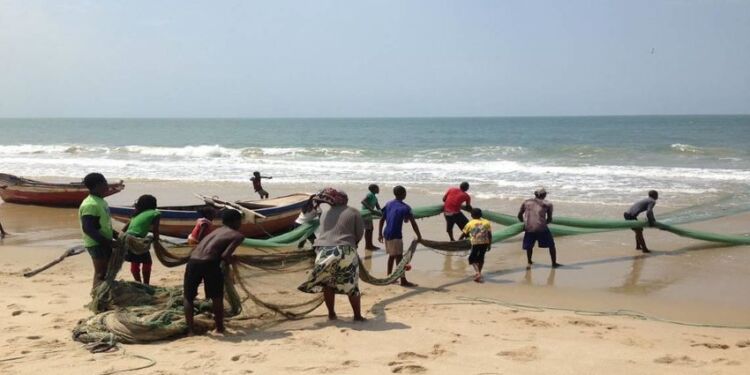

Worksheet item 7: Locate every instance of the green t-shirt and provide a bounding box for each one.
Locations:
[126,209,160,238]
[79,194,114,248]
[361,192,379,220]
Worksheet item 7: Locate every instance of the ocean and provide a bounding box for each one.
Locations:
[1,116,749,207]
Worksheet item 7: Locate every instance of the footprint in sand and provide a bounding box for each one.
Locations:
[397,352,428,360]
[691,343,730,350]
[391,365,427,374]
[342,360,360,367]
[566,318,616,330]
[512,317,553,328]
[737,340,750,348]
[653,355,705,367]
[496,346,539,362]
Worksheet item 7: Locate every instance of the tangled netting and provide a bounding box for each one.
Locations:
[72,203,750,347]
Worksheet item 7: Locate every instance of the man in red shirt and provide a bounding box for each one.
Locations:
[443,181,472,241]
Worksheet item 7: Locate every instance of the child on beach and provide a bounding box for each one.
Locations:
[79,173,118,289]
[518,188,560,269]
[0,218,6,239]
[378,185,422,287]
[188,207,216,245]
[361,184,382,250]
[294,194,321,248]
[460,208,492,283]
[250,171,272,199]
[122,195,161,285]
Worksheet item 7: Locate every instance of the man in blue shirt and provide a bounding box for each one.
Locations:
[378,185,422,287]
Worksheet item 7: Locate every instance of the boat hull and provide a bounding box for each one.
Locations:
[110,194,309,239]
[0,174,124,207]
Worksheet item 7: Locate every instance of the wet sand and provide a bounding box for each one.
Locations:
[1,179,749,374]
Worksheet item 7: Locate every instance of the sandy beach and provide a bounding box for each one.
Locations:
[1,180,749,374]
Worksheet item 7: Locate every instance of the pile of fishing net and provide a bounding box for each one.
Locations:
[71,203,750,347]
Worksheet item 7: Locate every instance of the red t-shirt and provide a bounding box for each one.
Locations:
[443,187,470,214]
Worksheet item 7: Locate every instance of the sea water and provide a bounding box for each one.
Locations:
[1,116,749,207]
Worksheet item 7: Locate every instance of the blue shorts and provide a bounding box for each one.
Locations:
[522,230,555,250]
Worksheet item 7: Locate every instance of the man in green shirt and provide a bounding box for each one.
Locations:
[361,184,381,250]
[79,173,117,288]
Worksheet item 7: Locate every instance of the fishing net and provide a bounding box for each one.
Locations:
[72,202,750,347]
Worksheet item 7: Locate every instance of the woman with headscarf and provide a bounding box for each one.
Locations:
[298,188,366,321]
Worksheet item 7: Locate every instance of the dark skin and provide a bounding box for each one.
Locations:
[121,216,161,285]
[251,173,272,199]
[361,186,382,250]
[81,181,118,289]
[183,219,243,335]
[378,192,422,287]
[0,219,6,239]
[633,193,658,253]
[517,194,560,268]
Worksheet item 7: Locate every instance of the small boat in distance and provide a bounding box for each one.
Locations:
[110,193,310,239]
[0,173,125,207]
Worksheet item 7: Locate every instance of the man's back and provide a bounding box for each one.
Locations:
[444,188,470,214]
[626,197,656,218]
[522,198,552,233]
[190,226,244,261]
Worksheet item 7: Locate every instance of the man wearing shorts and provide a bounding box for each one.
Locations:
[443,182,472,241]
[379,186,422,287]
[518,188,561,269]
[79,172,118,289]
[183,209,244,335]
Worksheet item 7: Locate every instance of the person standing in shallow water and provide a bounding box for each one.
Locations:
[624,190,659,253]
[298,188,366,322]
[518,188,561,269]
[79,173,118,289]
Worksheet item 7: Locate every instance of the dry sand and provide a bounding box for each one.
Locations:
[1,180,749,374]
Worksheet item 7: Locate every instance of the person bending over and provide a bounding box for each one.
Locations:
[518,188,560,269]
[443,181,472,241]
[183,209,244,335]
[121,194,161,285]
[624,190,658,253]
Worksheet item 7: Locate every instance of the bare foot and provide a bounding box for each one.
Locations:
[365,246,381,251]
[353,316,367,322]
[641,248,651,253]
[552,263,562,268]
[328,313,338,321]
[400,281,418,287]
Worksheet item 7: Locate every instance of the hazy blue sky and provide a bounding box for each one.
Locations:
[0,0,748,117]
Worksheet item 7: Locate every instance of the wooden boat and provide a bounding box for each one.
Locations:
[0,173,125,207]
[110,193,310,239]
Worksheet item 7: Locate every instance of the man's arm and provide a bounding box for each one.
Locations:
[151,216,161,241]
[464,195,472,211]
[81,215,115,247]
[646,201,656,226]
[361,198,377,213]
[408,216,422,241]
[221,237,245,263]
[546,204,553,224]
[517,204,526,222]
[353,213,364,245]
[378,216,386,243]
[261,175,272,179]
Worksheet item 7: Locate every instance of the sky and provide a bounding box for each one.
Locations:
[0,0,748,117]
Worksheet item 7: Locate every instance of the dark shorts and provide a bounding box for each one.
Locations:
[124,250,152,264]
[257,188,268,197]
[86,246,112,260]
[445,212,469,232]
[363,219,374,231]
[522,230,555,250]
[468,244,489,265]
[623,212,642,233]
[183,259,224,301]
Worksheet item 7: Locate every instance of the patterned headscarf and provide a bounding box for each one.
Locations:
[314,187,349,206]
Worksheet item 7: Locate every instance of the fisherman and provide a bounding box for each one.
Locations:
[624,190,659,253]
[518,188,560,268]
[379,185,422,287]
[298,188,366,321]
[443,182,472,241]
[361,184,382,250]
[0,217,7,239]
[183,209,245,335]
[250,171,272,199]
[79,173,118,288]
[121,194,161,285]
